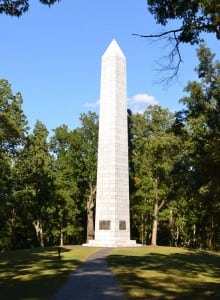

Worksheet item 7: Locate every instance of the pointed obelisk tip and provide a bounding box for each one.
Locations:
[102,38,125,58]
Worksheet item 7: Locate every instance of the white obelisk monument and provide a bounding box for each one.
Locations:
[87,39,136,247]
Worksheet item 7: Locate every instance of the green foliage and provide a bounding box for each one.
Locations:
[77,112,98,183]
[50,125,83,245]
[145,1,220,81]
[49,111,98,244]
[13,120,54,248]
[130,106,179,245]
[147,0,220,43]
[175,44,220,248]
[0,79,28,153]
[0,0,60,17]
[129,44,220,249]
[76,112,98,241]
[0,79,28,250]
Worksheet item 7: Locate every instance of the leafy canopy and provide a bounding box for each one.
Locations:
[147,0,220,43]
[136,1,220,81]
[0,0,60,17]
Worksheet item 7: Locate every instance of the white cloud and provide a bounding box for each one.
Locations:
[83,93,158,113]
[83,99,100,108]
[128,93,158,113]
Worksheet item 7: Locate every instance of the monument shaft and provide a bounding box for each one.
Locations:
[88,39,136,247]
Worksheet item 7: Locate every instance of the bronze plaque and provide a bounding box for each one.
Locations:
[99,220,111,230]
[119,220,126,230]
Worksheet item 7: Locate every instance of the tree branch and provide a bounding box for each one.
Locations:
[158,199,165,211]
[133,28,184,39]
[133,29,184,84]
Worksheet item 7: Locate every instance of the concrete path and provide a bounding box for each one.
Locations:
[51,248,125,300]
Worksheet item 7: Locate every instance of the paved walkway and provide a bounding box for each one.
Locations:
[51,248,125,300]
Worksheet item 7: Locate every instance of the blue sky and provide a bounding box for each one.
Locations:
[1,0,219,133]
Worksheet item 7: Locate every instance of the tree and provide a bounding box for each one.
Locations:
[0,79,28,153]
[77,112,98,242]
[136,1,220,81]
[0,79,28,250]
[175,44,220,248]
[130,105,179,245]
[14,120,54,247]
[0,0,60,17]
[50,125,83,246]
[50,112,98,244]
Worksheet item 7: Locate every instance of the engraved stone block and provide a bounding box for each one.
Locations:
[99,220,111,230]
[119,220,126,230]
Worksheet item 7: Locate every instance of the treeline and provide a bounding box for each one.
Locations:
[0,44,219,250]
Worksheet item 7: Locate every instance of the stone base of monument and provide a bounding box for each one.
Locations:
[83,239,142,247]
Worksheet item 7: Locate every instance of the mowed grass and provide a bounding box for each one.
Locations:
[1,245,220,300]
[0,246,99,300]
[108,246,220,300]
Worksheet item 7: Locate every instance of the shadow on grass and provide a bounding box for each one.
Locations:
[0,247,82,300]
[108,249,220,300]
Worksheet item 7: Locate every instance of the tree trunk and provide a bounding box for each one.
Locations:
[192,224,196,248]
[60,225,64,247]
[175,226,179,247]
[141,214,144,245]
[33,219,44,247]
[87,184,96,241]
[151,178,164,246]
[206,216,214,249]
[151,200,158,246]
[169,209,174,246]
[87,214,94,241]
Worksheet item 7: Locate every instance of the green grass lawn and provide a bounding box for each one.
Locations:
[0,246,99,300]
[108,246,220,300]
[1,245,220,300]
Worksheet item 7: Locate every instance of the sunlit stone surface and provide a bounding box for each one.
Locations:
[86,39,137,247]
